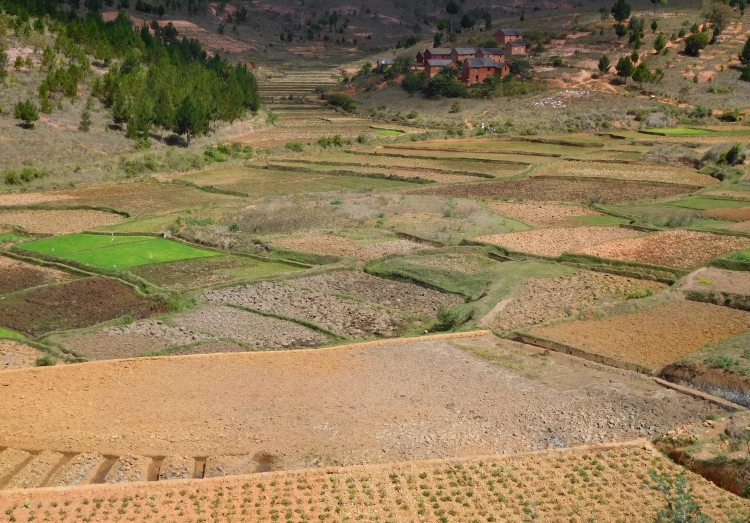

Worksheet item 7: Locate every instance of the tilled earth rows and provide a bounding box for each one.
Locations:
[204,282,406,338]
[487,201,602,227]
[173,305,329,349]
[60,320,217,360]
[290,271,462,317]
[0,256,76,295]
[492,271,666,332]
[476,226,642,257]
[273,234,427,259]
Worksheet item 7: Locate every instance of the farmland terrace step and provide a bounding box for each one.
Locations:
[0,447,270,490]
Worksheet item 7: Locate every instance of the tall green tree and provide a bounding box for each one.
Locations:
[598,54,611,73]
[740,35,750,64]
[632,62,652,87]
[650,19,658,33]
[446,0,460,33]
[175,93,208,146]
[615,55,634,82]
[684,32,709,56]
[654,33,667,52]
[611,0,631,23]
[13,99,40,128]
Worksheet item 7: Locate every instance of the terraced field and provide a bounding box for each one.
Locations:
[533,159,717,186]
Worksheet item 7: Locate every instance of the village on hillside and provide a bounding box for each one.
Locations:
[376,28,527,85]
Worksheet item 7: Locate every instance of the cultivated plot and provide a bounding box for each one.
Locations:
[0,209,124,234]
[476,226,642,257]
[0,256,76,295]
[0,278,162,337]
[0,444,745,522]
[533,159,717,186]
[272,233,426,260]
[530,300,750,370]
[0,340,45,371]
[487,201,603,227]
[578,230,750,269]
[414,177,698,203]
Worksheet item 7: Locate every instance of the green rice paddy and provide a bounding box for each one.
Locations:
[373,129,405,136]
[0,233,28,243]
[665,197,750,210]
[18,234,218,269]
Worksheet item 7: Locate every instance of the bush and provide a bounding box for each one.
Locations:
[407,109,419,119]
[204,147,228,163]
[35,354,56,367]
[645,470,710,523]
[719,144,746,166]
[327,93,359,113]
[719,107,741,121]
[13,99,39,128]
[625,288,656,300]
[318,135,344,148]
[705,354,740,370]
[285,141,304,152]
[550,56,564,67]
[684,32,709,56]
[431,306,461,332]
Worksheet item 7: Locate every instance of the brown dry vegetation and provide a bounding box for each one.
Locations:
[533,160,717,186]
[487,201,602,227]
[0,209,123,234]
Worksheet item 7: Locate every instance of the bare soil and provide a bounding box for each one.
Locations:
[204,282,408,338]
[0,192,73,206]
[0,278,164,337]
[487,201,602,227]
[60,320,217,360]
[4,451,64,489]
[172,305,329,349]
[289,271,462,317]
[579,230,750,269]
[0,256,76,295]
[0,335,716,463]
[273,233,427,259]
[476,226,642,256]
[531,300,750,370]
[0,443,746,523]
[0,210,123,234]
[412,177,698,203]
[492,271,666,332]
[103,455,152,484]
[46,453,106,487]
[169,340,250,356]
[0,340,44,371]
[679,267,750,297]
[704,206,750,221]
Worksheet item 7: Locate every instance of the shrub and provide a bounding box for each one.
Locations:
[318,135,344,148]
[719,107,740,122]
[266,110,279,124]
[705,354,740,370]
[285,141,304,152]
[645,470,710,523]
[719,144,746,166]
[204,147,228,163]
[625,288,655,300]
[3,171,20,185]
[407,109,419,119]
[431,307,461,332]
[35,354,56,367]
[13,99,39,128]
[550,56,564,67]
[684,32,709,56]
[327,93,359,113]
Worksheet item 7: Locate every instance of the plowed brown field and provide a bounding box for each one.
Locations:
[531,300,750,369]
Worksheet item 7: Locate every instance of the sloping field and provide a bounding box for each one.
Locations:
[0,278,162,337]
[0,256,76,295]
[476,226,642,257]
[343,152,528,177]
[578,230,750,269]
[704,206,750,221]
[0,443,746,522]
[273,233,427,259]
[487,201,602,227]
[385,139,591,156]
[533,159,716,186]
[0,209,123,234]
[180,166,416,196]
[0,334,715,463]
[413,177,697,203]
[0,340,44,370]
[531,300,750,370]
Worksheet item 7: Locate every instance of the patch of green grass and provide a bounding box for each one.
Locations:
[570,215,631,226]
[0,326,26,340]
[60,239,219,269]
[697,279,714,285]
[374,129,405,136]
[34,353,56,366]
[625,288,656,300]
[643,128,716,136]
[95,214,181,234]
[727,250,750,263]
[0,233,28,243]
[19,234,153,255]
[665,198,750,211]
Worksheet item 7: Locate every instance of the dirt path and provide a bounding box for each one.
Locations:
[464,109,489,130]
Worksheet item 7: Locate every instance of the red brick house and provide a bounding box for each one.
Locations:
[461,58,509,85]
[424,48,452,60]
[506,40,526,55]
[475,47,505,61]
[450,47,478,62]
[416,51,425,65]
[425,59,456,78]
[495,28,523,45]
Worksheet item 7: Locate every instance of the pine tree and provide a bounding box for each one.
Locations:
[615,55,634,83]
[14,99,40,128]
[79,106,91,131]
[598,54,611,73]
[741,35,750,65]
[654,33,667,53]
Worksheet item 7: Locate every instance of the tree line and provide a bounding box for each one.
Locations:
[2,1,260,146]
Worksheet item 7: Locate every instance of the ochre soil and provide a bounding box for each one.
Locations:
[0,335,715,467]
[0,443,747,522]
[487,201,602,227]
[273,234,426,259]
[704,206,750,221]
[531,300,750,370]
[578,230,750,269]
[0,256,76,295]
[0,210,123,234]
[0,278,163,337]
[0,340,44,370]
[679,267,750,297]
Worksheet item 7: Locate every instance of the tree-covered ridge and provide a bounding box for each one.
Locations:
[1,1,260,146]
